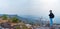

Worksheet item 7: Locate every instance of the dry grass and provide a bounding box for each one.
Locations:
[0,19,8,23]
[0,19,31,29]
[10,23,17,26]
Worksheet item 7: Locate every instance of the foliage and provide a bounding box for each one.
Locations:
[16,26,20,29]
[29,22,34,25]
[2,14,8,20]
[22,25,28,29]
[11,16,19,23]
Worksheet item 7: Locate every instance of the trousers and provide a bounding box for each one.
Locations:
[50,18,53,27]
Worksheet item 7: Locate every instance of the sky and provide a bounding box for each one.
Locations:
[0,0,60,23]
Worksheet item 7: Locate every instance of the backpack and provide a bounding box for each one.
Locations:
[49,13,54,18]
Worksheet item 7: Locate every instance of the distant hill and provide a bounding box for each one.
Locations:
[0,14,49,24]
[0,14,37,24]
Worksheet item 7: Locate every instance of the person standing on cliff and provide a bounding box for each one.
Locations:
[49,10,55,27]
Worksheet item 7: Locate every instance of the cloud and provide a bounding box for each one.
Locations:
[0,0,60,17]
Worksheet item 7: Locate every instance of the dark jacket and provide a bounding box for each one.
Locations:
[49,13,54,18]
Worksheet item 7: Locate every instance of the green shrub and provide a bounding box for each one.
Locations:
[11,16,19,23]
[2,14,8,20]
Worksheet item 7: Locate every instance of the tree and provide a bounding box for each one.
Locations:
[11,16,19,23]
[2,14,8,20]
[29,22,34,25]
[22,25,28,29]
[16,26,20,29]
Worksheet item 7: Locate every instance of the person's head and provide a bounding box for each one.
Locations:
[49,10,52,13]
